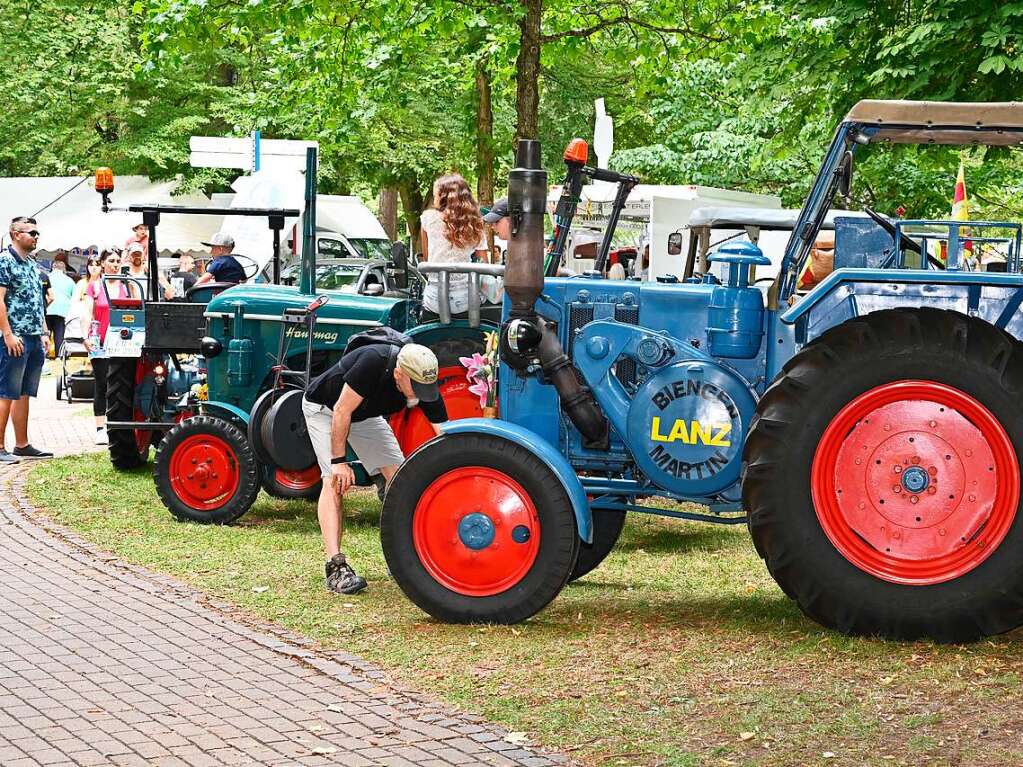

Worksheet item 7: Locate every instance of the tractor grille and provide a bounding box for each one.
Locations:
[568,305,594,354]
[614,304,640,387]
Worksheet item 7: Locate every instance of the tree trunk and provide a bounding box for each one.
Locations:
[378,186,398,241]
[475,62,495,255]
[515,0,542,141]
[398,182,428,254]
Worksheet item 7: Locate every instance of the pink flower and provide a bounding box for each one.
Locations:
[468,379,491,409]
[459,352,488,380]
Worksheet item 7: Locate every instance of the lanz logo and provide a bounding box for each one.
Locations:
[649,417,731,447]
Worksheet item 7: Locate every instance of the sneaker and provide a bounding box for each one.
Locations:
[12,444,53,459]
[325,554,368,595]
[0,449,20,464]
[94,428,108,445]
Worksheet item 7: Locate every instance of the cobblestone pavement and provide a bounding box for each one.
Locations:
[0,373,570,766]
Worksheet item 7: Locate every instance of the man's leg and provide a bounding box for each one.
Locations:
[12,338,50,457]
[11,395,29,448]
[0,398,12,452]
[316,480,343,560]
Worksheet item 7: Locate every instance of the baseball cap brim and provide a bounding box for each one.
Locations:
[482,209,504,223]
[411,379,440,402]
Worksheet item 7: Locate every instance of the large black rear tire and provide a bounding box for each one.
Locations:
[381,433,579,623]
[106,358,147,469]
[743,309,1023,642]
[568,510,625,582]
[154,416,260,524]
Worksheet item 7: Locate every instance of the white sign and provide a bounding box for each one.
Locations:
[593,98,614,170]
[190,136,318,173]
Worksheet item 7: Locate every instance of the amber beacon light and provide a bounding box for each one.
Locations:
[95,167,115,211]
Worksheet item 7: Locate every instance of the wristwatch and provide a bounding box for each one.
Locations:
[330,457,347,465]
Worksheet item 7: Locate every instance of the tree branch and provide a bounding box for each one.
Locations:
[541,8,727,44]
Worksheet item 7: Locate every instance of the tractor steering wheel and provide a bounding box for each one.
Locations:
[864,207,945,270]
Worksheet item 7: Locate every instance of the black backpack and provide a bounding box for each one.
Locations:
[343,327,412,385]
[342,326,412,355]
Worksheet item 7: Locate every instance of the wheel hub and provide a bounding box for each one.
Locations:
[458,512,496,550]
[812,380,1020,585]
[900,465,930,494]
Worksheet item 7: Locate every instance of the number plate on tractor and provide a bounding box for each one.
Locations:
[105,329,145,357]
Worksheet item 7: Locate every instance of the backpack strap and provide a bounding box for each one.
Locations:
[380,344,400,387]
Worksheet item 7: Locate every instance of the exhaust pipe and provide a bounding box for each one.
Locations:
[501,140,609,450]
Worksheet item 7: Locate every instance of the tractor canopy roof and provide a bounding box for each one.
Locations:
[843,100,1023,146]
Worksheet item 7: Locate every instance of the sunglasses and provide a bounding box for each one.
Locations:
[16,230,40,238]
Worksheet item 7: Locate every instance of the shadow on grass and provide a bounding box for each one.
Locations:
[615,524,740,555]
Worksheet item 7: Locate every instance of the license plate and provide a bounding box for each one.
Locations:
[105,329,145,358]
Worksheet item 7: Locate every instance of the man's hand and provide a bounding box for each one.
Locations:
[41,334,50,357]
[330,463,355,496]
[4,333,23,357]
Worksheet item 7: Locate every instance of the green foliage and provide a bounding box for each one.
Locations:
[5,0,1023,222]
[0,0,235,183]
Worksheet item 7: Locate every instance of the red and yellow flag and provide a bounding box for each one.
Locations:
[951,159,970,222]
[951,159,973,261]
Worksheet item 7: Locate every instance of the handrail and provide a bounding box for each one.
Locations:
[416,263,505,326]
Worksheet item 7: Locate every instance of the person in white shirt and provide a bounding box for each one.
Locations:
[419,174,488,321]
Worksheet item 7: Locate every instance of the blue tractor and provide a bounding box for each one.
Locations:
[381,100,1023,642]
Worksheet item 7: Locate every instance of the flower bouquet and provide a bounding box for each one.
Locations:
[460,332,499,417]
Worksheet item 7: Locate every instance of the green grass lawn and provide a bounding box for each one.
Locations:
[27,454,1023,767]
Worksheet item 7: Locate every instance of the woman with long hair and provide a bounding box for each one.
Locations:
[81,250,125,445]
[419,174,488,320]
[72,253,102,306]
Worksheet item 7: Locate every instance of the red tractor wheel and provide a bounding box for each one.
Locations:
[744,309,1023,642]
[381,432,579,623]
[154,416,260,524]
[260,463,323,500]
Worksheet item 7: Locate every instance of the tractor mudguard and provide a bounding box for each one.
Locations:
[201,400,249,427]
[780,268,1023,345]
[442,418,593,543]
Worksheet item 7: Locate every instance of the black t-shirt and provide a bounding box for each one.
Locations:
[305,344,448,423]
[170,270,197,296]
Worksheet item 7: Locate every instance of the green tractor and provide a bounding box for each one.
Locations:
[94,153,498,523]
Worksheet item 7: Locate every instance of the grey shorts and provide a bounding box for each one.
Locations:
[301,397,405,478]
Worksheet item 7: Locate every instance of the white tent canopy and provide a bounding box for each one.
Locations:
[0,175,224,255]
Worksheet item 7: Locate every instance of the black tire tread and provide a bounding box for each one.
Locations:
[743,308,1023,642]
[106,358,145,469]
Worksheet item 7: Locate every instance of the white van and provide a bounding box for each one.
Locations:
[287,195,392,261]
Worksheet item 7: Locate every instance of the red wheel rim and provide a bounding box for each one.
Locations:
[275,464,321,490]
[168,434,241,512]
[413,467,540,596]
[812,380,1020,585]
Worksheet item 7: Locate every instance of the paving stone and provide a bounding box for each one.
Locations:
[0,386,573,767]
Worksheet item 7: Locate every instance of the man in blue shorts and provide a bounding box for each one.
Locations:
[0,218,54,462]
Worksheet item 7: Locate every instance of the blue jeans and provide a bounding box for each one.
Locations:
[0,334,45,400]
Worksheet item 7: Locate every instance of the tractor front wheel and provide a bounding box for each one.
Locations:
[744,309,1023,642]
[381,433,579,623]
[154,416,260,524]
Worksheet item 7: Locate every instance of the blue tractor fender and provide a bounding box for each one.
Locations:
[441,418,593,544]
